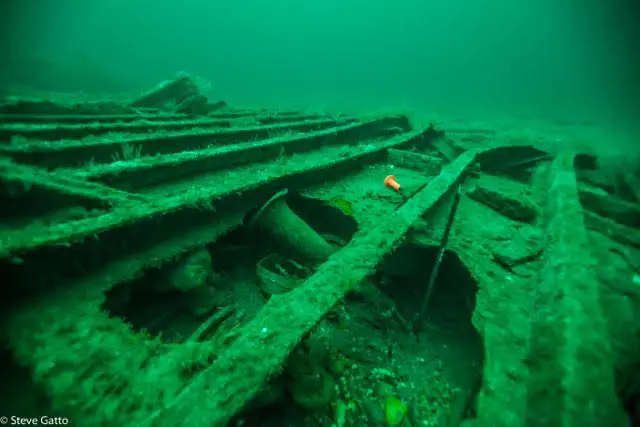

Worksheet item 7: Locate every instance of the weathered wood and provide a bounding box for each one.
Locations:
[0,118,232,142]
[0,158,149,206]
[526,152,626,427]
[0,118,357,168]
[578,184,640,229]
[5,212,245,426]
[4,95,634,427]
[144,150,479,427]
[0,110,300,124]
[68,117,405,190]
[0,113,190,124]
[0,128,421,258]
[387,148,443,174]
[584,211,640,249]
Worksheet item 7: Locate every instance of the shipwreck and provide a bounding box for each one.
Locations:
[0,74,639,427]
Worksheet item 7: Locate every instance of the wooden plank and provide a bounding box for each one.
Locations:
[67,117,404,190]
[4,212,246,425]
[0,128,422,258]
[143,150,479,427]
[525,152,626,426]
[0,118,232,141]
[0,118,354,168]
[0,158,149,206]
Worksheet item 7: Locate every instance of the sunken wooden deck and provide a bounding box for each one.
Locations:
[1,100,638,427]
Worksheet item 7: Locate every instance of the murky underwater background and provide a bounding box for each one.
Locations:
[1,0,638,122]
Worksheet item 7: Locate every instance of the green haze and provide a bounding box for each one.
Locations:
[1,0,637,121]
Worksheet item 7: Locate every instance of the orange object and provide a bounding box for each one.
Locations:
[384,175,401,191]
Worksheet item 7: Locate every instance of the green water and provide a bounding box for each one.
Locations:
[1,0,638,121]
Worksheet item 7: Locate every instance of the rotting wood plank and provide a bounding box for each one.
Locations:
[578,185,640,229]
[0,128,423,258]
[4,212,245,426]
[8,210,244,311]
[0,110,309,124]
[0,113,338,141]
[256,113,330,124]
[387,148,443,174]
[0,118,358,168]
[141,150,479,427]
[3,130,432,296]
[584,211,640,249]
[1,120,420,425]
[0,118,233,142]
[68,117,406,190]
[0,158,149,206]
[0,113,191,124]
[0,110,269,124]
[525,152,626,427]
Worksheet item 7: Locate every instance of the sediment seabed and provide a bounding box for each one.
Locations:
[0,74,639,426]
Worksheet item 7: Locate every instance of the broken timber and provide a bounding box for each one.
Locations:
[63,118,402,190]
[0,112,344,142]
[0,157,149,207]
[0,118,412,259]
[0,110,304,124]
[2,108,438,426]
[0,117,359,168]
[142,150,479,427]
[525,152,626,427]
[3,95,636,427]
